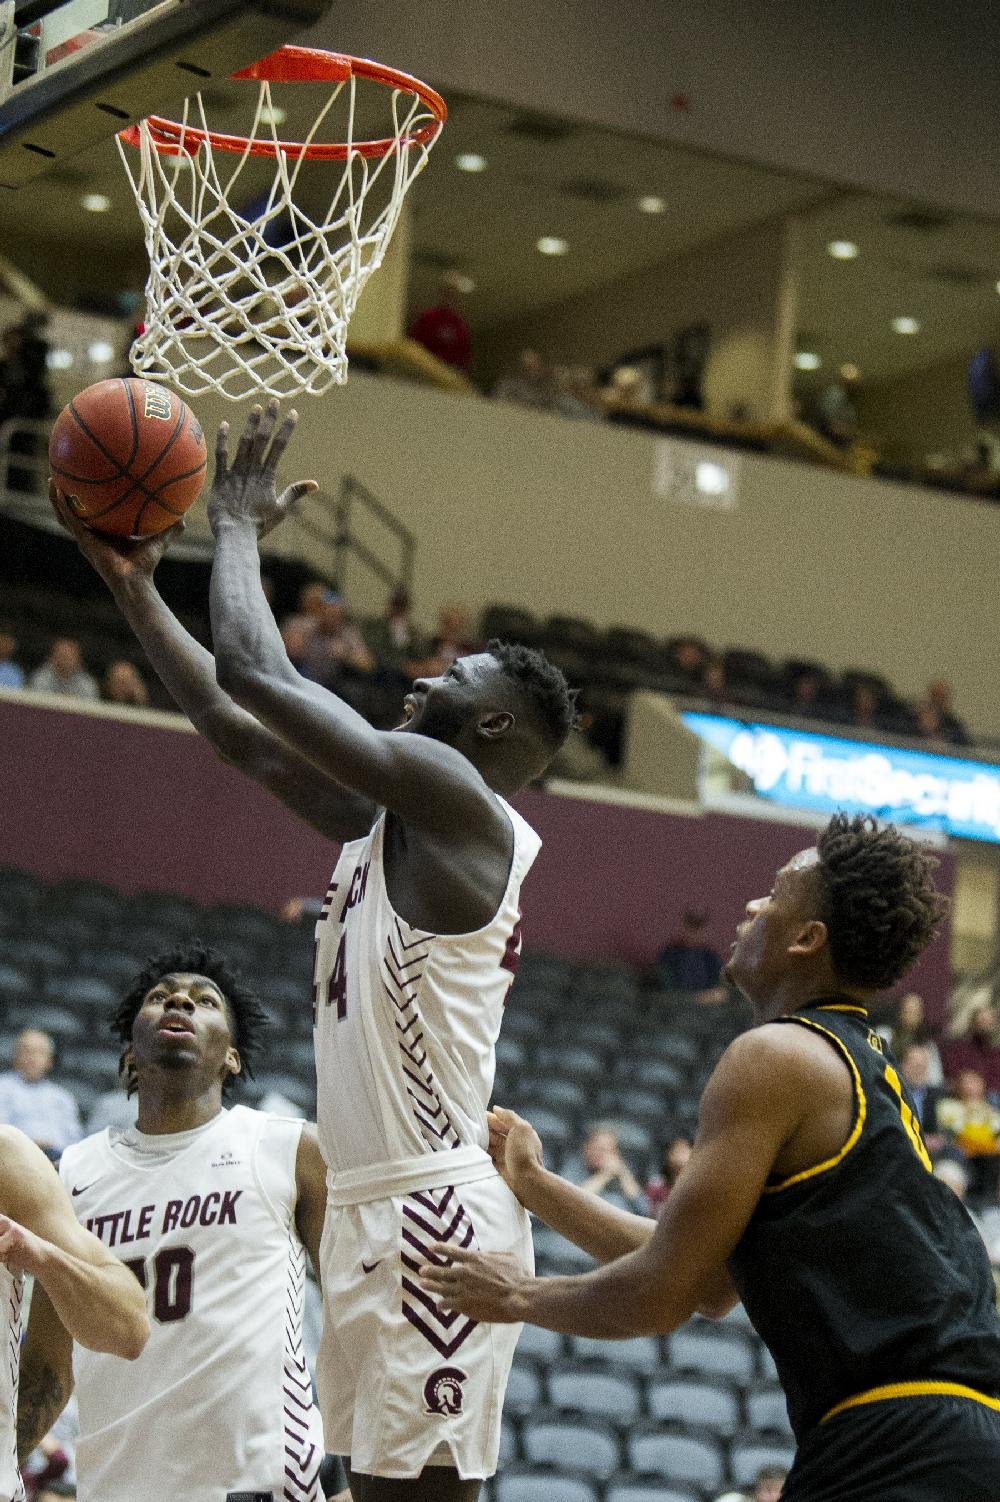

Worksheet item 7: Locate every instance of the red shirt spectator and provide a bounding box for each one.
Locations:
[942,1004,1000,1096]
[409,284,471,371]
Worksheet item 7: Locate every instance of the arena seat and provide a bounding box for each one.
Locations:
[545,1361,643,1427]
[566,1334,662,1375]
[646,1376,741,1436]
[498,1417,520,1468]
[0,963,32,1003]
[729,1437,797,1487]
[521,1413,621,1479]
[495,1468,600,1502]
[667,1324,756,1387]
[746,1385,793,1435]
[495,1034,527,1070]
[504,1359,543,1417]
[515,1073,589,1112]
[0,868,43,913]
[44,974,118,1009]
[605,1481,704,1502]
[514,1324,566,1365]
[626,1425,725,1492]
[534,1042,607,1080]
[531,1225,596,1273]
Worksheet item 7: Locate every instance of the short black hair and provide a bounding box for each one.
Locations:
[112,940,270,1096]
[487,639,578,750]
[815,814,947,990]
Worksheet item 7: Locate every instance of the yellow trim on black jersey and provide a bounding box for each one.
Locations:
[813,1003,869,1017]
[822,1380,1000,1423]
[761,1018,867,1194]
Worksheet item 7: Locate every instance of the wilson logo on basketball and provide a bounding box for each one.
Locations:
[423,1366,467,1416]
[143,386,173,422]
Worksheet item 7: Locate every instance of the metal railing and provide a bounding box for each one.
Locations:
[290,473,415,596]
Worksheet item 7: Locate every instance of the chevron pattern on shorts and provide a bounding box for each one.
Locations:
[4,1271,24,1502]
[382,921,461,1153]
[400,1186,479,1358]
[282,1238,323,1502]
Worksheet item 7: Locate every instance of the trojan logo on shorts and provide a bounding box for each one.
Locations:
[143,384,173,421]
[423,1366,467,1416]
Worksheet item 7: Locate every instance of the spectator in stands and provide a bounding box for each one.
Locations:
[103,659,149,707]
[299,590,374,700]
[645,1135,692,1216]
[281,580,328,640]
[0,312,53,491]
[565,1124,647,1214]
[882,991,944,1083]
[915,701,950,746]
[936,1069,1000,1200]
[408,275,472,372]
[849,680,881,732]
[790,668,826,719]
[492,348,556,410]
[923,678,970,745]
[280,617,311,672]
[0,1028,82,1160]
[86,1084,137,1135]
[942,1003,1000,1095]
[0,623,24,689]
[700,655,734,707]
[752,1466,789,1502]
[553,365,604,421]
[410,603,480,677]
[363,588,427,678]
[657,909,723,992]
[932,1156,999,1261]
[667,635,709,685]
[544,697,607,784]
[28,637,99,701]
[814,372,860,449]
[899,1043,946,1152]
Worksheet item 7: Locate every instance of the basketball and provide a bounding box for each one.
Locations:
[48,378,208,539]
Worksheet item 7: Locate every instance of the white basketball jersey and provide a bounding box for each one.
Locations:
[313,799,541,1176]
[59,1106,323,1502]
[0,1266,24,1502]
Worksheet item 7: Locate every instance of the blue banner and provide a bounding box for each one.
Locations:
[681,711,1000,844]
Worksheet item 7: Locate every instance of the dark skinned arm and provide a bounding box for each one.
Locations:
[422,1027,824,1334]
[294,1125,328,1288]
[488,1107,739,1318]
[207,403,510,850]
[17,1280,73,1465]
[48,484,376,844]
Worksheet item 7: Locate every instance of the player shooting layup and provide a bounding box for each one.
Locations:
[17,943,335,1502]
[424,817,1000,1502]
[0,1128,148,1502]
[51,398,575,1502]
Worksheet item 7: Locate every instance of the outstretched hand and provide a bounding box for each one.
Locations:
[208,398,318,539]
[419,1243,530,1323]
[49,480,182,589]
[487,1105,545,1203]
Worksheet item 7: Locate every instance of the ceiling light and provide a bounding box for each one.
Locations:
[638,194,666,215]
[536,235,569,256]
[891,316,920,335]
[840,362,861,381]
[87,340,116,364]
[793,351,822,370]
[695,462,729,496]
[455,152,487,173]
[81,192,111,213]
[258,104,287,127]
[46,349,74,370]
[450,273,476,294]
[827,239,859,259]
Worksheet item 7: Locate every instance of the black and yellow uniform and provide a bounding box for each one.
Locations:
[728,998,1000,1501]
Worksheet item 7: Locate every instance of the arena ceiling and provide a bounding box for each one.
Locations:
[1,86,999,389]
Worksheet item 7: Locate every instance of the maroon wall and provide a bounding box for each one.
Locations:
[3,697,953,1013]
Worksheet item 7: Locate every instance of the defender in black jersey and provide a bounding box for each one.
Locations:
[422,814,1000,1501]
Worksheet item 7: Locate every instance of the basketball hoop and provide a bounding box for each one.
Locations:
[117,47,447,401]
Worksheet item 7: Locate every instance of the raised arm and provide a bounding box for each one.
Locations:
[206,403,508,844]
[49,484,376,843]
[0,1129,149,1359]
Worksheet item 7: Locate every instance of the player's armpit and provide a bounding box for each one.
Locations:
[695,1262,741,1320]
[294,1125,328,1286]
[16,1282,73,1466]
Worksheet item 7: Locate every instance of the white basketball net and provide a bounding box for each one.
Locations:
[117,69,443,401]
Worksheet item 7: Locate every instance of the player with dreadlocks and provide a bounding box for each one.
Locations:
[52,399,577,1502]
[424,815,1000,1502]
[17,942,339,1502]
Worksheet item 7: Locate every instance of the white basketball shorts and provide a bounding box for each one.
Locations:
[316,1171,533,1479]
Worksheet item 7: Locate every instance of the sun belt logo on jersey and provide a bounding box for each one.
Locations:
[423,1366,467,1415]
